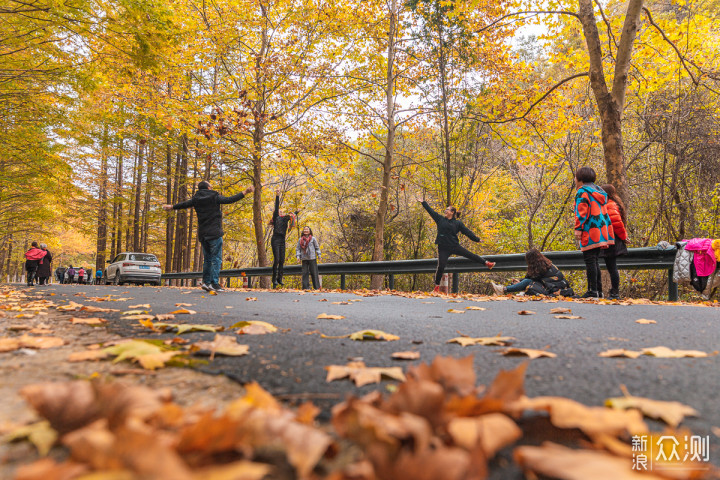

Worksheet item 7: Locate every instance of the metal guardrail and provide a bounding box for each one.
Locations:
[161,246,680,300]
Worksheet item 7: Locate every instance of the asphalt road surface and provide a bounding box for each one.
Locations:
[38,284,720,474]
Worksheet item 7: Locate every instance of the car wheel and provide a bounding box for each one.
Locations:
[113,274,122,286]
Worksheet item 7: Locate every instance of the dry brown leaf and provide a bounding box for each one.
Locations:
[517,310,536,315]
[56,302,83,312]
[70,317,107,325]
[599,349,643,358]
[79,305,119,313]
[67,350,110,362]
[326,361,406,387]
[332,301,350,305]
[391,351,420,360]
[317,313,345,320]
[642,346,709,358]
[175,303,193,307]
[446,299,463,303]
[20,381,101,434]
[447,309,465,314]
[465,306,486,311]
[128,304,151,309]
[246,297,257,301]
[448,336,515,347]
[154,314,176,321]
[554,315,584,319]
[170,308,196,315]
[447,413,521,458]
[192,334,249,359]
[635,319,656,324]
[13,458,89,480]
[515,442,666,480]
[500,348,555,359]
[190,461,271,480]
[122,314,155,321]
[0,334,64,352]
[232,321,277,334]
[550,307,572,314]
[605,393,698,428]
[349,329,399,341]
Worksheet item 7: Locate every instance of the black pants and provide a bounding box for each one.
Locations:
[583,248,601,292]
[26,267,37,285]
[271,236,286,285]
[435,245,488,285]
[599,255,619,294]
[301,259,319,289]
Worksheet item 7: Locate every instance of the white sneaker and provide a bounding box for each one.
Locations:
[491,282,505,296]
[200,283,211,292]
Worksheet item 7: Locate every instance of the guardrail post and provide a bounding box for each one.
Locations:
[452,273,459,294]
[340,274,346,290]
[668,268,678,301]
[247,276,252,289]
[388,274,395,290]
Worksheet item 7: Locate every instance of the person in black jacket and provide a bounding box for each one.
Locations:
[268,189,297,288]
[418,199,495,293]
[163,180,253,292]
[491,248,571,296]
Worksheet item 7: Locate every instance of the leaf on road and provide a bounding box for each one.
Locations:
[447,414,521,458]
[192,335,249,359]
[129,304,151,309]
[0,335,64,352]
[175,303,193,307]
[4,420,58,456]
[123,314,155,321]
[599,349,643,358]
[70,317,107,325]
[391,351,420,360]
[122,310,149,315]
[79,305,119,313]
[154,314,176,321]
[448,336,515,347]
[635,319,656,324]
[554,315,584,319]
[170,308,196,314]
[104,340,182,370]
[605,391,698,428]
[446,299,463,303]
[232,321,278,335]
[549,307,572,314]
[515,442,666,480]
[465,306,486,311]
[499,348,555,359]
[326,361,406,386]
[317,313,345,320]
[246,297,257,301]
[447,309,465,314]
[349,330,399,341]
[67,350,110,362]
[190,461,271,480]
[642,346,709,358]
[56,302,83,312]
[332,301,350,305]
[517,310,536,315]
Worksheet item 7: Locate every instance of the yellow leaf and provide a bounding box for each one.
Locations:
[348,330,399,341]
[317,313,345,320]
[170,308,196,314]
[500,348,555,359]
[447,309,465,314]
[448,336,515,347]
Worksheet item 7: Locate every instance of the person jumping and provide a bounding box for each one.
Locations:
[418,198,495,293]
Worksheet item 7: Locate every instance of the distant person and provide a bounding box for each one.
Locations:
[574,167,614,298]
[164,180,254,293]
[599,184,628,300]
[78,267,85,285]
[296,226,321,290]
[95,268,103,285]
[268,189,297,288]
[418,198,495,294]
[66,265,76,284]
[35,243,53,285]
[492,249,573,296]
[55,266,66,284]
[24,242,47,286]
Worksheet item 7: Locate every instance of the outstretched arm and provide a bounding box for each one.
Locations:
[217,186,254,204]
[163,198,193,211]
[420,200,443,223]
[273,192,280,221]
[458,222,480,242]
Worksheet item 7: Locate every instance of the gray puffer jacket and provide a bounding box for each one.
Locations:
[296,236,321,261]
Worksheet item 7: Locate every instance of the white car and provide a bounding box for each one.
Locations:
[105,252,162,286]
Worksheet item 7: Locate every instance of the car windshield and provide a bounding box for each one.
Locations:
[128,254,158,262]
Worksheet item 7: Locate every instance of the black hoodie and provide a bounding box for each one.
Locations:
[421,201,480,248]
[173,187,246,240]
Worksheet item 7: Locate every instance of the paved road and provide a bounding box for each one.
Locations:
[39,284,720,472]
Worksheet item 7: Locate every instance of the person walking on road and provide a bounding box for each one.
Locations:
[296,226,321,290]
[418,198,495,294]
[24,242,47,286]
[599,184,628,300]
[35,243,52,285]
[268,189,297,288]
[574,167,614,298]
[163,180,254,292]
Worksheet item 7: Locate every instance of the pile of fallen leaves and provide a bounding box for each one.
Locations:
[5,356,714,480]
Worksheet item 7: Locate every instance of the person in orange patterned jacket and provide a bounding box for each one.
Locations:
[574,167,614,298]
[600,184,628,299]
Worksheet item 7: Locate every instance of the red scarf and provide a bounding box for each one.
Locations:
[25,247,47,261]
[299,234,313,253]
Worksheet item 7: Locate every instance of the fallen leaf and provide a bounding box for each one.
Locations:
[122,310,148,315]
[175,303,193,307]
[154,314,176,321]
[465,306,486,311]
[549,307,572,314]
[642,346,708,358]
[0,335,64,352]
[246,297,257,302]
[13,458,88,480]
[448,336,515,347]
[129,304,151,309]
[599,349,643,358]
[170,308,196,315]
[517,310,536,315]
[232,321,278,335]
[4,420,58,456]
[67,350,110,362]
[122,314,155,321]
[79,306,119,313]
[447,309,465,314]
[391,351,420,360]
[104,340,182,370]
[193,335,249,359]
[326,361,406,386]
[447,414,521,458]
[499,348,555,359]
[635,319,656,324]
[606,392,698,427]
[190,461,271,480]
[554,315,584,319]
[349,330,399,341]
[70,317,107,325]
[332,301,350,305]
[317,313,345,320]
[56,302,83,312]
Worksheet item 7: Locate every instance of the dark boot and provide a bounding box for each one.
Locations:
[580,290,600,298]
[608,289,620,300]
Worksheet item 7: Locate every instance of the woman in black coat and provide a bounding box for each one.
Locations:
[35,244,53,285]
[418,199,495,293]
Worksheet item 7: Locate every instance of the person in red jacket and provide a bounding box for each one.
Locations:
[24,242,47,286]
[600,184,628,299]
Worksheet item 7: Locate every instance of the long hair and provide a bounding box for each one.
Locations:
[525,248,553,278]
[302,226,313,236]
[600,184,626,224]
[447,206,460,219]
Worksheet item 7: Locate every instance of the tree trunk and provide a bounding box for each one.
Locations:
[142,145,154,252]
[165,140,175,272]
[133,139,145,252]
[95,128,109,272]
[578,0,643,206]
[126,140,138,251]
[172,134,188,272]
[370,0,398,291]
[114,141,124,256]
